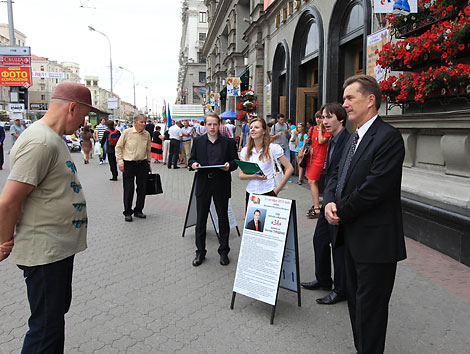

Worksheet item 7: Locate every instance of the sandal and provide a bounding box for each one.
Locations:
[297,179,303,185]
[306,206,314,217]
[307,207,321,219]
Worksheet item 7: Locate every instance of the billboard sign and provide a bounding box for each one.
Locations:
[0,66,32,86]
[30,103,48,111]
[373,0,417,13]
[0,56,30,66]
[32,71,65,79]
[0,46,31,56]
[367,28,390,81]
[8,103,25,113]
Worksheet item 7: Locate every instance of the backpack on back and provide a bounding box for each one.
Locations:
[107,129,120,146]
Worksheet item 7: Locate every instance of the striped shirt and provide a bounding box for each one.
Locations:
[95,124,107,141]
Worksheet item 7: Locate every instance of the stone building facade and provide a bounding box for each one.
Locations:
[177,0,209,105]
[202,0,470,265]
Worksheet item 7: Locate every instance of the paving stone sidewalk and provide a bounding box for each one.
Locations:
[0,135,469,353]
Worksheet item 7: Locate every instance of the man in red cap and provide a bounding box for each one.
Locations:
[0,82,105,353]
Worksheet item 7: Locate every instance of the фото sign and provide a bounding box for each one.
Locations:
[0,66,32,86]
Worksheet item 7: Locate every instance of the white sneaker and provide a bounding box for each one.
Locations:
[99,161,103,165]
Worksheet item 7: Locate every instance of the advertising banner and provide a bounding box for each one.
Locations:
[8,103,25,113]
[366,28,390,82]
[373,0,417,13]
[32,71,66,79]
[30,103,48,111]
[0,66,32,86]
[0,56,30,66]
[226,77,241,97]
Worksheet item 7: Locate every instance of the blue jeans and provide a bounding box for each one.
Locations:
[282,147,290,160]
[99,142,107,162]
[18,255,75,354]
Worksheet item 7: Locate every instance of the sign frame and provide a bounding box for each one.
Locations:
[230,195,301,324]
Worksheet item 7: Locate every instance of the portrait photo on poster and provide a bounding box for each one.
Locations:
[245,207,266,233]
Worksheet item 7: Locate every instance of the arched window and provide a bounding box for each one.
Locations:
[302,24,319,59]
[341,4,364,39]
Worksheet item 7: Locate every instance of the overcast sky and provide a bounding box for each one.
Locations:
[0,0,182,113]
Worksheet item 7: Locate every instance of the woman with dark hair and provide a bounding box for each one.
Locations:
[151,126,164,163]
[239,118,293,207]
[81,125,93,164]
[303,111,332,218]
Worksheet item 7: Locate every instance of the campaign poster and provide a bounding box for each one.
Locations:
[233,194,292,305]
[226,77,241,97]
[366,28,390,82]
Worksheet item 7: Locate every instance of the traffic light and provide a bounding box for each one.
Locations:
[18,86,28,106]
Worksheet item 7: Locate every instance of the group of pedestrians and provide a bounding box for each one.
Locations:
[0,74,406,354]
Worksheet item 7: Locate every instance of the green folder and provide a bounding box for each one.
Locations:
[235,160,264,175]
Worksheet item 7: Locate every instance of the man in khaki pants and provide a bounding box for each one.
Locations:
[180,120,193,168]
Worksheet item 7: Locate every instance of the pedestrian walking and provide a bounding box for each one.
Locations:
[115,114,151,222]
[189,112,238,267]
[151,126,164,163]
[300,102,350,305]
[81,125,93,164]
[239,118,293,207]
[94,118,107,164]
[324,75,406,354]
[101,120,121,181]
[10,118,25,147]
[269,113,291,158]
[303,111,331,218]
[0,81,104,353]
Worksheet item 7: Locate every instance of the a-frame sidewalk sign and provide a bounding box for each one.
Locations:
[230,193,301,324]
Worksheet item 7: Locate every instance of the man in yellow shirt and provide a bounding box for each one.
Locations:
[115,114,151,222]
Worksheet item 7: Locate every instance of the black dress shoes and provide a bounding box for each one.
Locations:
[125,215,133,222]
[134,212,146,219]
[300,280,332,291]
[110,177,118,181]
[316,291,347,305]
[192,254,205,267]
[220,254,230,266]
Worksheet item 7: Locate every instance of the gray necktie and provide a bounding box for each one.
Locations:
[335,131,359,199]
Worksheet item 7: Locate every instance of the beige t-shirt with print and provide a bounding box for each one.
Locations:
[8,121,87,266]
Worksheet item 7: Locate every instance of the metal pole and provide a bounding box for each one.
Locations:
[118,66,137,117]
[7,0,16,45]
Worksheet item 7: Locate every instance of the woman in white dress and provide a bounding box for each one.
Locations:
[239,118,293,207]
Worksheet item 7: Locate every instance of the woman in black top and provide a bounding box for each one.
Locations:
[151,126,164,163]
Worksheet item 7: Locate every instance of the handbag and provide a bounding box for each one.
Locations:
[146,173,163,195]
[299,127,313,168]
[269,146,287,191]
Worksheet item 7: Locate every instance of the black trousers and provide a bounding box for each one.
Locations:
[344,244,397,354]
[313,210,345,294]
[195,181,230,256]
[0,144,3,168]
[168,139,180,168]
[123,160,148,216]
[107,150,118,179]
[18,255,74,354]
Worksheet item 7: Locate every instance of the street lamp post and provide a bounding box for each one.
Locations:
[118,66,136,117]
[88,25,113,118]
[137,83,149,115]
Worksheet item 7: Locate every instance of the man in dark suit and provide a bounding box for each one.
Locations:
[246,209,263,232]
[144,119,155,136]
[189,112,238,267]
[324,75,406,354]
[301,102,350,305]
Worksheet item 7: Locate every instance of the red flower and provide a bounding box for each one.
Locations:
[458,44,465,51]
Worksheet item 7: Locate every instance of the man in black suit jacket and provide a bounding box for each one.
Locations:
[324,75,406,354]
[246,209,263,232]
[189,113,238,267]
[301,103,350,305]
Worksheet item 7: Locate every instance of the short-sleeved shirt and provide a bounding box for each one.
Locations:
[240,143,284,194]
[8,121,87,266]
[95,123,107,140]
[168,125,182,140]
[181,126,193,141]
[10,123,25,144]
[270,123,289,148]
